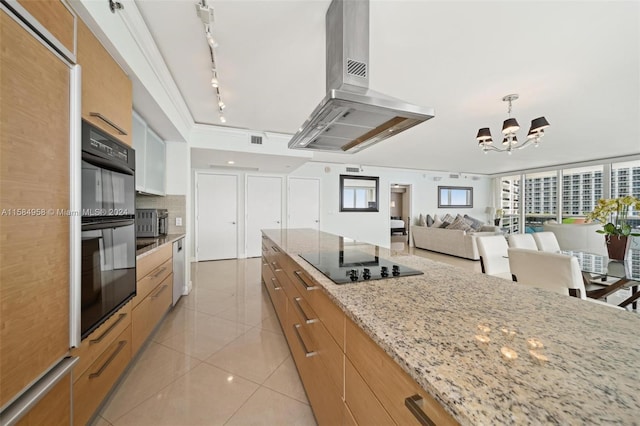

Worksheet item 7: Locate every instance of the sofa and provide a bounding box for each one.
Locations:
[411,225,501,260]
[542,222,607,256]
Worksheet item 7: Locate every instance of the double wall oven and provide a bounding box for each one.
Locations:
[81,120,136,339]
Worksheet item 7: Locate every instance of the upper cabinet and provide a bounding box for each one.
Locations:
[77,20,132,146]
[17,0,75,56]
[132,111,166,195]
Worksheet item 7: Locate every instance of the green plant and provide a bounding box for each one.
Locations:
[587,196,640,237]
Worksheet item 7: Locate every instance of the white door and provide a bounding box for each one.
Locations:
[288,178,320,230]
[246,176,282,258]
[196,173,238,260]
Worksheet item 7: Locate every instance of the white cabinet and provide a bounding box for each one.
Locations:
[132,111,165,195]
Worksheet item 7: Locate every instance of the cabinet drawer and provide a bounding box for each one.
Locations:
[286,316,343,426]
[74,325,132,426]
[17,0,75,55]
[264,269,286,324]
[71,302,132,380]
[289,294,343,396]
[287,267,344,350]
[131,257,172,308]
[345,357,394,426]
[345,318,457,426]
[137,244,172,281]
[131,273,172,355]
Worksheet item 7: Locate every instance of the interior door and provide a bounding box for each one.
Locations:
[196,173,238,260]
[288,177,320,230]
[246,176,282,258]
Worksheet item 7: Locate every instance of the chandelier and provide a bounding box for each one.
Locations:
[476,94,550,154]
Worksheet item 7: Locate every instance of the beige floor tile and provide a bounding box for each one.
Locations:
[216,294,276,326]
[204,327,290,384]
[112,363,258,426]
[225,386,316,426]
[255,312,284,335]
[100,342,200,423]
[158,314,252,360]
[262,357,308,403]
[89,415,112,426]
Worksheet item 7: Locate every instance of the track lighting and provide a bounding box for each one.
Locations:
[211,77,218,88]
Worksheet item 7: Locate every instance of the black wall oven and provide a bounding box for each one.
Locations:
[81,120,136,339]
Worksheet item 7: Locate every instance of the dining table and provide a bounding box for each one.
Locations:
[562,249,639,309]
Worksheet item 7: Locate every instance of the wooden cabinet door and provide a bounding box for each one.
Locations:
[77,20,132,146]
[16,0,75,55]
[0,10,70,408]
[15,374,71,426]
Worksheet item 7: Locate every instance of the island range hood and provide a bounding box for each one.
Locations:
[288,0,434,153]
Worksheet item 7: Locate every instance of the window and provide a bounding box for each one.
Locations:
[339,175,379,212]
[561,165,603,222]
[437,186,473,208]
[524,171,557,232]
[500,175,520,234]
[612,160,640,229]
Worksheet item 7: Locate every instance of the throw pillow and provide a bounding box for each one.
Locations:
[439,221,451,228]
[426,214,434,227]
[418,214,427,227]
[441,213,455,223]
[463,214,485,230]
[432,215,444,228]
[447,216,473,231]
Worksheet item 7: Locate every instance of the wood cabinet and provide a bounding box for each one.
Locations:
[132,110,166,195]
[261,232,458,426]
[73,325,132,426]
[16,0,75,55]
[15,374,72,426]
[132,246,173,355]
[0,8,71,408]
[77,19,132,146]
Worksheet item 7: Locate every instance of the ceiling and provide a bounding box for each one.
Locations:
[135,0,640,175]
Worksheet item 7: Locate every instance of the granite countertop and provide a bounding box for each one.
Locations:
[263,228,640,425]
[136,233,185,259]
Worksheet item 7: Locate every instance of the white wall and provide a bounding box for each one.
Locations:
[289,162,493,248]
[165,141,188,195]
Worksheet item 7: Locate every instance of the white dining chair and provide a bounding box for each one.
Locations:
[476,235,511,280]
[533,232,561,253]
[508,248,624,309]
[507,234,538,250]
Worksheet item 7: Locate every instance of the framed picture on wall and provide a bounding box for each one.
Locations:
[438,186,473,208]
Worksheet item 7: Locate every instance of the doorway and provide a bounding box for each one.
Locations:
[246,175,283,257]
[196,173,238,261]
[288,177,320,230]
[390,183,412,251]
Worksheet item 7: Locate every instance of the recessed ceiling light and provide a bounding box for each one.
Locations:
[227,160,235,165]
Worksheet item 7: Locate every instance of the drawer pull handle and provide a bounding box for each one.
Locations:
[89,340,127,379]
[271,261,283,272]
[271,245,280,253]
[405,394,435,426]
[293,324,317,358]
[151,266,168,278]
[270,277,282,291]
[294,270,318,291]
[151,284,169,299]
[293,297,317,324]
[89,112,128,135]
[90,313,127,345]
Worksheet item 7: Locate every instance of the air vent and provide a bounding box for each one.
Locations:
[250,135,263,145]
[449,173,460,179]
[346,59,367,78]
[345,167,360,173]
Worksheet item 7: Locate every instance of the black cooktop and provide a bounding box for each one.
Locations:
[298,250,423,284]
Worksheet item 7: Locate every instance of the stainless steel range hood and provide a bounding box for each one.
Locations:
[288,0,434,153]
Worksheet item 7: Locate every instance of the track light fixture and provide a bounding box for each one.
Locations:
[195,1,226,124]
[476,94,550,155]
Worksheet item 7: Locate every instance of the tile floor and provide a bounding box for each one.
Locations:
[93,258,317,426]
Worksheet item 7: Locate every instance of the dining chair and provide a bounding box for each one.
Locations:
[508,248,624,309]
[476,235,511,280]
[507,234,538,250]
[532,232,561,253]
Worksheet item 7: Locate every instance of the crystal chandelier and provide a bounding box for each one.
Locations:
[476,94,550,154]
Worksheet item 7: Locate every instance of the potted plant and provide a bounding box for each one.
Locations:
[587,196,640,260]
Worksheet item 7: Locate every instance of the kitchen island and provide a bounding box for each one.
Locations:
[262,228,640,425]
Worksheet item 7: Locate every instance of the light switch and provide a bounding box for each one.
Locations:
[176,217,183,227]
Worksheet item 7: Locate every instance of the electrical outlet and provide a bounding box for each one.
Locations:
[176,217,183,227]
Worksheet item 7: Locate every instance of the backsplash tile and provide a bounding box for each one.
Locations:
[136,194,186,234]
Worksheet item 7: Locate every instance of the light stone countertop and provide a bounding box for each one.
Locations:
[263,228,640,425]
[136,233,185,259]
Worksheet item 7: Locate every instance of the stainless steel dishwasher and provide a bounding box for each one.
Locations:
[172,238,185,306]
